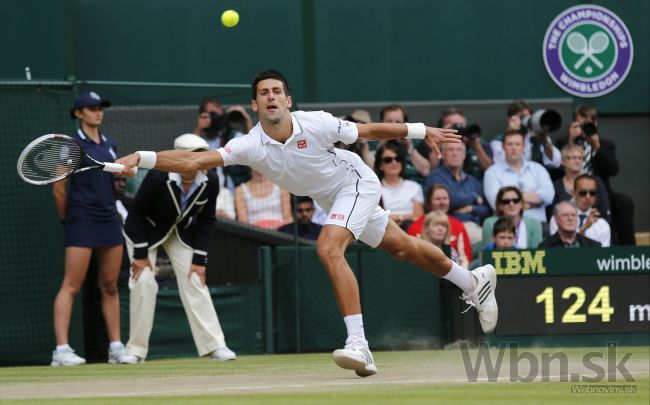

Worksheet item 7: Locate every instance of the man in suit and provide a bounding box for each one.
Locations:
[539,201,601,248]
[123,134,236,363]
[556,105,635,245]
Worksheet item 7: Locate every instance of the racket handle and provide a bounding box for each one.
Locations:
[103,163,138,175]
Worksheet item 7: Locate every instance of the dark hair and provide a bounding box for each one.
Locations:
[198,98,221,114]
[251,70,290,100]
[424,183,450,213]
[379,104,409,123]
[506,100,531,117]
[374,142,406,180]
[291,195,314,210]
[502,128,525,142]
[437,107,465,127]
[493,217,516,236]
[495,186,524,217]
[574,173,597,189]
[574,105,597,122]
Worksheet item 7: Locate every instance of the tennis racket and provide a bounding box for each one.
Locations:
[17,134,134,185]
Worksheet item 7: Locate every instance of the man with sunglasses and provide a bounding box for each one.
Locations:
[278,196,323,241]
[549,174,611,246]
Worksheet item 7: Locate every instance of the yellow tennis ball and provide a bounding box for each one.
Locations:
[221,10,239,28]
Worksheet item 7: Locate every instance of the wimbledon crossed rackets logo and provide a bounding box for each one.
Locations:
[543,5,633,98]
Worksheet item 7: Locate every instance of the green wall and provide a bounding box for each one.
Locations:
[1,0,648,113]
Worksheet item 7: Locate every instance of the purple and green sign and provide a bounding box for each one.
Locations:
[543,5,633,98]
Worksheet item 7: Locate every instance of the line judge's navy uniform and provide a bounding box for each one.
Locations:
[65,129,123,247]
[123,169,229,359]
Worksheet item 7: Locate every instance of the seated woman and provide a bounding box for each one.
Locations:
[481,186,543,249]
[234,170,291,229]
[420,210,466,267]
[408,183,472,265]
[374,142,424,230]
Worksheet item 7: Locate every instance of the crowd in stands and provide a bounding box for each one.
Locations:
[132,99,638,254]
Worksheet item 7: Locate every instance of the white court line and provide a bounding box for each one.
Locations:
[41,371,650,399]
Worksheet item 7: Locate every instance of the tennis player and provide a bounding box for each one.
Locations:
[117,70,498,377]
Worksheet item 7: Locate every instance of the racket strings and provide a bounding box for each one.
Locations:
[19,137,82,183]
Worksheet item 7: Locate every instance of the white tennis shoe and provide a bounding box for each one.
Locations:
[462,264,498,333]
[211,346,237,361]
[51,347,86,366]
[108,345,139,365]
[333,340,377,377]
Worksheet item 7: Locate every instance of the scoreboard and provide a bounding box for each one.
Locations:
[482,247,650,337]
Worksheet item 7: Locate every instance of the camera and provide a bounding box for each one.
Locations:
[205,110,248,140]
[581,122,598,137]
[520,109,562,133]
[451,123,482,140]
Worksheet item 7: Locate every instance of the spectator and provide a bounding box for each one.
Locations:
[423,142,491,244]
[278,196,323,240]
[483,129,555,224]
[123,134,236,363]
[417,107,493,179]
[552,143,611,223]
[490,100,561,169]
[407,184,472,265]
[483,217,517,251]
[195,98,253,190]
[549,174,611,247]
[539,201,601,248]
[377,104,431,178]
[556,105,635,245]
[51,92,134,366]
[420,210,466,267]
[481,186,543,249]
[374,143,424,229]
[235,169,292,229]
[215,187,236,220]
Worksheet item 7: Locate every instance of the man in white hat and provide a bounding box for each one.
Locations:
[123,133,236,363]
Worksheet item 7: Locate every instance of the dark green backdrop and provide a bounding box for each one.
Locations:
[1,0,648,113]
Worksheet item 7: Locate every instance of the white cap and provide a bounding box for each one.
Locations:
[174,133,209,152]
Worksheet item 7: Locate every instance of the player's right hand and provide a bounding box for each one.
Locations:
[115,153,140,177]
[131,257,153,281]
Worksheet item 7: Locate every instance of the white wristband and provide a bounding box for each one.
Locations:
[136,151,157,169]
[405,123,426,139]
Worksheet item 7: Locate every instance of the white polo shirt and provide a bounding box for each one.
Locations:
[218,111,376,204]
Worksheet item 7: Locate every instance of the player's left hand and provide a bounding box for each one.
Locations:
[189,264,206,287]
[424,127,461,159]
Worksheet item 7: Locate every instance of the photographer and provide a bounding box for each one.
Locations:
[194,98,253,189]
[417,107,492,180]
[490,100,561,170]
[556,105,635,245]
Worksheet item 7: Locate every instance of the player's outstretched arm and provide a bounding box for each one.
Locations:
[356,123,461,158]
[116,150,224,176]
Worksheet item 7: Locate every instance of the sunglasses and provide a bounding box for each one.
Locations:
[296,208,313,213]
[500,197,521,205]
[577,190,597,197]
[381,156,403,164]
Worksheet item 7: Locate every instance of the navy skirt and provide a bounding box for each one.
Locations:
[64,216,124,247]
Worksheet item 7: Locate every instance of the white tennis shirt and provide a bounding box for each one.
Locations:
[218,111,375,203]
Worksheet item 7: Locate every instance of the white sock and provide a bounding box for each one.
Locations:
[443,262,476,293]
[109,341,124,351]
[56,344,71,352]
[343,314,366,343]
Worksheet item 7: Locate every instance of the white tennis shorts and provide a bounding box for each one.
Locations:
[318,176,389,248]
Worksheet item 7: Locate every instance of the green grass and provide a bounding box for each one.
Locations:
[1,348,648,404]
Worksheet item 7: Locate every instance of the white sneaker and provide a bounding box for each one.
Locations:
[51,348,86,366]
[211,346,236,361]
[332,340,378,377]
[462,264,498,333]
[108,345,139,365]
